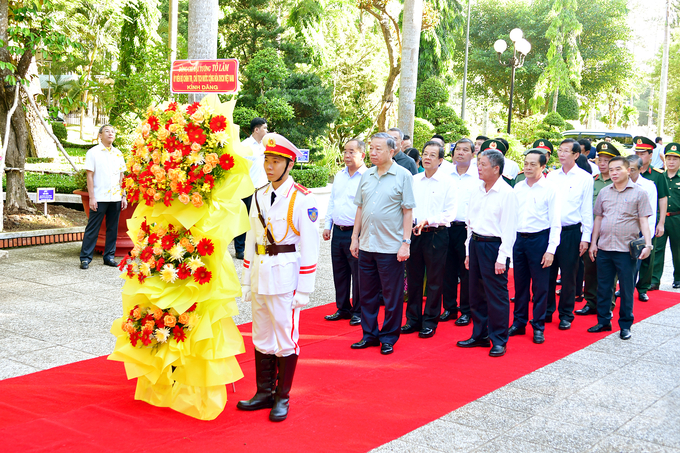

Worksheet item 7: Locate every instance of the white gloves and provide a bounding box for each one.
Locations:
[242,285,252,302]
[292,292,310,309]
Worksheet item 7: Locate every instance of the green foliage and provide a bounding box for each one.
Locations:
[548,86,579,120]
[412,118,435,151]
[26,157,55,164]
[74,169,88,191]
[564,121,575,130]
[290,166,329,188]
[418,0,465,83]
[60,142,93,151]
[233,106,261,140]
[2,172,81,194]
[543,111,566,128]
[64,147,88,157]
[429,105,470,142]
[51,122,68,142]
[414,77,469,143]
[415,78,449,117]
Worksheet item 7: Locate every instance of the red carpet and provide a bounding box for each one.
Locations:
[1,292,678,453]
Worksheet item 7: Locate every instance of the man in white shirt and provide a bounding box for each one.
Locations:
[323,139,367,326]
[546,139,594,330]
[402,141,457,338]
[442,138,480,326]
[431,135,455,174]
[234,117,268,259]
[457,146,518,357]
[494,137,520,182]
[511,148,561,345]
[652,137,665,169]
[79,125,128,269]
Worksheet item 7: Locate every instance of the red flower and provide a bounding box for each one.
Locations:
[118,256,129,271]
[173,325,187,342]
[196,238,215,256]
[147,116,160,131]
[161,234,175,251]
[203,174,215,189]
[165,102,178,112]
[141,333,153,346]
[177,263,191,280]
[219,153,235,171]
[165,136,180,152]
[186,102,200,115]
[126,264,135,278]
[181,144,192,156]
[209,115,227,132]
[138,274,147,284]
[155,317,165,328]
[148,233,159,245]
[156,257,165,270]
[188,302,197,312]
[193,266,212,285]
[141,220,151,234]
[130,331,140,347]
[163,191,173,207]
[185,123,206,145]
[140,246,154,262]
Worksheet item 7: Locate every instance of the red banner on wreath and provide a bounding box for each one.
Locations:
[170,59,239,94]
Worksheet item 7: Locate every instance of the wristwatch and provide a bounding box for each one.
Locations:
[402,238,411,245]
[645,245,654,250]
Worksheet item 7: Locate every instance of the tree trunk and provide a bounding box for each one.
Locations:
[397,0,423,138]
[552,87,559,113]
[187,0,218,103]
[26,59,58,158]
[657,0,671,136]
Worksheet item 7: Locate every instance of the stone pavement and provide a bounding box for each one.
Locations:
[1,221,679,451]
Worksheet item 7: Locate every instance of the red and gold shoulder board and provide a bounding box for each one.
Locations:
[294,183,311,195]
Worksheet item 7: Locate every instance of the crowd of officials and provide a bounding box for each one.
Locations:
[321,127,680,357]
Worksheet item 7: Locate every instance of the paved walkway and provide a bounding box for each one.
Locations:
[1,231,679,452]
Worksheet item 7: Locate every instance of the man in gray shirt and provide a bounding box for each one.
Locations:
[350,132,416,355]
[387,127,418,175]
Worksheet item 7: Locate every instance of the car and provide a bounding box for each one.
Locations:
[562,130,633,149]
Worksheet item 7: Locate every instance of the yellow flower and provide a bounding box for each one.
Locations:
[187,152,203,165]
[187,256,204,272]
[139,262,151,276]
[168,123,180,134]
[191,110,205,123]
[213,131,228,145]
[157,127,170,140]
[160,264,178,283]
[186,313,200,329]
[173,112,187,126]
[155,327,171,343]
[191,142,202,152]
[169,244,186,261]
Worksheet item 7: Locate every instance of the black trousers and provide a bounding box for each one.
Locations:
[469,238,510,347]
[233,195,253,254]
[547,226,582,322]
[596,250,636,329]
[80,201,120,263]
[405,228,449,329]
[330,226,361,315]
[359,251,405,345]
[512,230,550,331]
[442,223,470,316]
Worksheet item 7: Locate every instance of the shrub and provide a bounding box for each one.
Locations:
[412,117,435,151]
[3,172,81,194]
[51,122,68,142]
[233,106,261,140]
[415,78,449,117]
[60,141,95,150]
[543,111,566,129]
[26,157,54,164]
[429,105,470,143]
[63,147,88,157]
[290,165,329,188]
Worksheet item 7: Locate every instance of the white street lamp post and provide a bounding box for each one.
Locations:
[494,28,531,134]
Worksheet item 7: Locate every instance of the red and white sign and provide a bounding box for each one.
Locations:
[170,59,239,94]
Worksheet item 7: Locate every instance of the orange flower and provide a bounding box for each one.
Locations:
[141,123,151,137]
[170,181,178,192]
[155,225,168,237]
[186,243,195,253]
[191,142,202,152]
[148,256,156,269]
[180,237,191,248]
[123,321,135,334]
[168,123,179,133]
[153,308,164,320]
[153,192,162,201]
[132,163,141,173]
[144,320,155,331]
[164,314,177,328]
[146,188,156,197]
[178,193,190,204]
[203,163,214,174]
[157,127,170,140]
[137,229,146,241]
[178,313,190,324]
[191,192,204,208]
[205,153,219,166]
[132,307,142,320]
[151,151,161,164]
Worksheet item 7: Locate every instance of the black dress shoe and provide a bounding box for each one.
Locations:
[351,339,380,349]
[673,281,680,289]
[575,305,597,315]
[533,330,545,344]
[440,310,458,322]
[639,292,650,302]
[508,325,526,336]
[457,336,491,348]
[349,316,361,326]
[587,323,612,333]
[455,314,471,326]
[80,261,89,270]
[649,285,659,291]
[620,329,632,340]
[545,313,553,323]
[380,343,394,355]
[614,290,620,298]
[400,323,420,334]
[103,259,118,267]
[235,252,245,260]
[418,327,435,338]
[325,311,351,321]
[489,345,506,357]
[575,294,584,302]
[558,320,571,330]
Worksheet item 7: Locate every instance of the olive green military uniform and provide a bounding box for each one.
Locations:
[651,143,680,287]
[637,165,669,294]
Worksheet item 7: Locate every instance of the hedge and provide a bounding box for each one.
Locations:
[59,141,95,150]
[2,172,82,194]
[290,166,329,188]
[26,157,54,164]
[51,122,68,142]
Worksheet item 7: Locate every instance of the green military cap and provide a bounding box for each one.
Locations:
[524,147,548,155]
[665,142,680,157]
[531,139,554,154]
[595,141,620,157]
[632,136,656,152]
[480,139,507,154]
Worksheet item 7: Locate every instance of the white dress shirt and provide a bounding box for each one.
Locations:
[324,165,367,229]
[633,175,658,232]
[450,163,481,222]
[438,158,455,174]
[546,164,594,242]
[412,168,457,227]
[588,160,600,175]
[242,135,268,188]
[514,177,562,254]
[84,143,126,202]
[466,177,518,264]
[503,157,520,180]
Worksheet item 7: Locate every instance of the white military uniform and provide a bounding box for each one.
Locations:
[242,177,320,357]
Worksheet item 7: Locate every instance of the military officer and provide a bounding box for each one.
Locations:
[238,133,320,422]
[576,142,619,316]
[634,136,669,301]
[652,143,680,288]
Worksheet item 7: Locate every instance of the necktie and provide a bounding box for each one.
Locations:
[271,191,276,205]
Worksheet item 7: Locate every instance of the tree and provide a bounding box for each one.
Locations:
[188,0,218,103]
[534,0,583,112]
[397,0,424,138]
[417,0,463,83]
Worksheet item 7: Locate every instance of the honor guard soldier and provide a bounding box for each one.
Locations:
[238,133,320,422]
[652,143,680,288]
[633,136,669,301]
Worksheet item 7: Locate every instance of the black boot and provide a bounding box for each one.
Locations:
[237,350,276,411]
[269,354,298,422]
